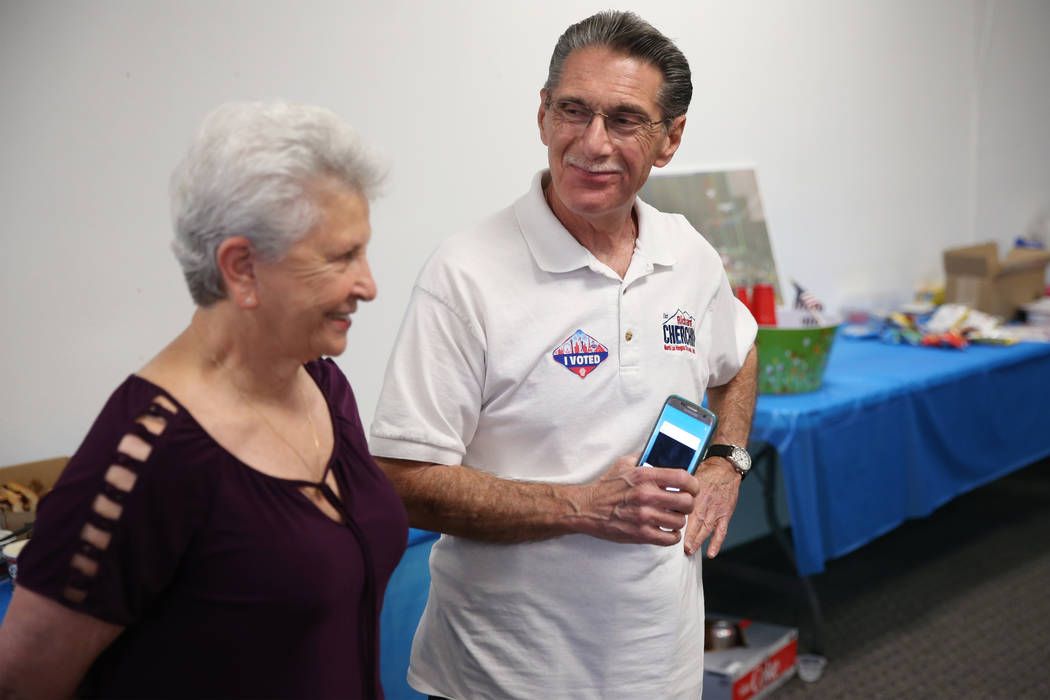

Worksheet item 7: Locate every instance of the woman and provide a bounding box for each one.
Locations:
[0,102,408,698]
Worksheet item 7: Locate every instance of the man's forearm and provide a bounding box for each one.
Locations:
[706,345,758,448]
[375,454,701,546]
[375,457,590,543]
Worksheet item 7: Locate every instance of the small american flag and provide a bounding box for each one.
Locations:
[793,280,826,326]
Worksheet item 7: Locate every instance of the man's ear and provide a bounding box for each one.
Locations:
[653,115,687,168]
[216,237,259,309]
[538,89,551,147]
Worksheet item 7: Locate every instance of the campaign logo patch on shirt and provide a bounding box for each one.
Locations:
[662,308,696,354]
[552,329,609,378]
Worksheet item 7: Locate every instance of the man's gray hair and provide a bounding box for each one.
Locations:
[543,10,692,121]
[170,101,385,306]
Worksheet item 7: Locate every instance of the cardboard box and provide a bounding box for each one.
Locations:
[0,457,68,531]
[703,617,798,700]
[943,242,1050,319]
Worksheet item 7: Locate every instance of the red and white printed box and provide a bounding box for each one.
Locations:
[702,617,798,700]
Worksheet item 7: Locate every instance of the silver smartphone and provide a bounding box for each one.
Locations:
[637,395,718,475]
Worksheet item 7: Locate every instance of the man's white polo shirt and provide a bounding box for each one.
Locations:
[370,171,756,699]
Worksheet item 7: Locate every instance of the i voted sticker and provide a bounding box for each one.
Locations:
[552,329,609,379]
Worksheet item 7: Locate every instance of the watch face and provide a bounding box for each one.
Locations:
[732,446,752,470]
[707,444,751,476]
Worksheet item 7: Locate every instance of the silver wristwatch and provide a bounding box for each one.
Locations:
[706,444,752,480]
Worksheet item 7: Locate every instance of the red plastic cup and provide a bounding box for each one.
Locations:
[751,283,777,326]
[734,285,752,312]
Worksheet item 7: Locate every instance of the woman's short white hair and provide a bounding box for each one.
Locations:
[170,101,385,306]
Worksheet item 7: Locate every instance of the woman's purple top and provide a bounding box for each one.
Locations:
[18,358,408,699]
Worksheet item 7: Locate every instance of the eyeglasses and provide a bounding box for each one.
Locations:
[546,99,669,139]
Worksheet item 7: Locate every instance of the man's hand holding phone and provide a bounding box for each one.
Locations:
[567,454,700,547]
[567,396,731,548]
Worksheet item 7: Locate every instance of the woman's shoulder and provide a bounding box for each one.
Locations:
[58,375,216,490]
[19,375,216,626]
[35,374,215,553]
[75,375,182,454]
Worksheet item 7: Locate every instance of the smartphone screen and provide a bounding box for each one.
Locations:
[638,396,718,475]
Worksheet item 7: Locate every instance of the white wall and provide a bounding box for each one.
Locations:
[2,0,1048,465]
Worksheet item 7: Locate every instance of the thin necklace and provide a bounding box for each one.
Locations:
[192,324,324,483]
[243,378,323,483]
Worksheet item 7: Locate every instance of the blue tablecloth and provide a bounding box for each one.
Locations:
[0,579,11,620]
[380,528,436,700]
[751,336,1050,576]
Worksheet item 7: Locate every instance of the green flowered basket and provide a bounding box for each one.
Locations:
[757,309,840,394]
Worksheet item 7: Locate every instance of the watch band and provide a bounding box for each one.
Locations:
[706,443,751,479]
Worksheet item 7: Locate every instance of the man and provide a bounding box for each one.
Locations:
[371,11,758,699]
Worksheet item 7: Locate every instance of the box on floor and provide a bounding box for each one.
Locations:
[703,617,798,700]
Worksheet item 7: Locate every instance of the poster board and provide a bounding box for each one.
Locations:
[641,166,784,304]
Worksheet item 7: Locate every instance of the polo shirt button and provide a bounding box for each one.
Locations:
[625,330,633,341]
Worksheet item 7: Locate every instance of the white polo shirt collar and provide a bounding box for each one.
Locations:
[513,170,679,275]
